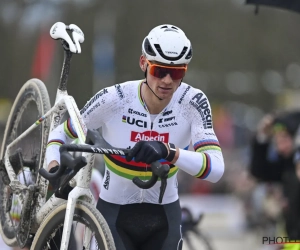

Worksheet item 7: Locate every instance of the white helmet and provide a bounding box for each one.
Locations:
[142,24,192,65]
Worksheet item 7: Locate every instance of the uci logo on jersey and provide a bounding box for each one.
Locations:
[189,93,212,129]
[122,115,147,128]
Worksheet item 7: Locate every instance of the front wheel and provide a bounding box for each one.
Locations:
[30,200,116,250]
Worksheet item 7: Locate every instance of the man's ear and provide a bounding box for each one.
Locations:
[139,55,147,72]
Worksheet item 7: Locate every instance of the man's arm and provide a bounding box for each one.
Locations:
[174,90,224,183]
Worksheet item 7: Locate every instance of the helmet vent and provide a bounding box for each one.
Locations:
[154,44,188,61]
[164,28,178,33]
[161,25,168,29]
[185,46,193,60]
[171,26,178,30]
[144,38,156,56]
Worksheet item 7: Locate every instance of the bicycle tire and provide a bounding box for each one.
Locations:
[0,79,51,246]
[30,200,116,250]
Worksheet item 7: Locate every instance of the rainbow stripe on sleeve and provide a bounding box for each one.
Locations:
[193,139,220,179]
[194,139,221,152]
[194,152,211,179]
[47,139,65,148]
[64,118,78,139]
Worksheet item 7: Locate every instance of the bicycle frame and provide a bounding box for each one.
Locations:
[2,49,96,250]
[2,30,169,249]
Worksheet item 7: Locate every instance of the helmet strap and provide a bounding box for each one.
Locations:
[144,68,163,101]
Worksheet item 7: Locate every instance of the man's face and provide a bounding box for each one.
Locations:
[140,56,186,100]
[273,130,294,157]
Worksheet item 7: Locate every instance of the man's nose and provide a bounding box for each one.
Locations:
[161,73,173,84]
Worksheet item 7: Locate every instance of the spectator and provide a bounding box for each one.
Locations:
[249,110,300,240]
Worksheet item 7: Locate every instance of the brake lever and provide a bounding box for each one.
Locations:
[159,177,168,204]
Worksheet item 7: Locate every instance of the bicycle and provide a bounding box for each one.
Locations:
[0,22,170,250]
[181,207,214,250]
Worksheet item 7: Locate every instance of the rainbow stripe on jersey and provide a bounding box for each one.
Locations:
[104,154,178,180]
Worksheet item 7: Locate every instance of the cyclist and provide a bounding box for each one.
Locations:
[46,24,225,250]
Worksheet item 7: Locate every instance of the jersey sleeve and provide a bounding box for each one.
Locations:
[45,84,123,166]
[175,90,225,183]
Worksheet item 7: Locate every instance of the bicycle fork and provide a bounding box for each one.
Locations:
[60,153,95,250]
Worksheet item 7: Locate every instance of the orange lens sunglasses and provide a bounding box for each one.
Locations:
[146,59,187,80]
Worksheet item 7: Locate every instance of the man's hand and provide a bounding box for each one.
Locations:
[256,114,275,142]
[48,165,60,190]
[48,160,59,171]
[126,141,168,164]
[47,160,60,190]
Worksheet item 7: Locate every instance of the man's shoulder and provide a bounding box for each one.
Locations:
[111,80,142,99]
[177,82,208,105]
[115,80,142,88]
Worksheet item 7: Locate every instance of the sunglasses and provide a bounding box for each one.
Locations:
[146,59,187,80]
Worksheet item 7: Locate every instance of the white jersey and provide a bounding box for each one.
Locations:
[46,80,224,205]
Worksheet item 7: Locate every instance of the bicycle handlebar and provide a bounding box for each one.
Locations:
[39,130,170,203]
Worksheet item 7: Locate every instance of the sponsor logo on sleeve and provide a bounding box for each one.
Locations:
[189,93,212,129]
[178,86,191,104]
[115,84,124,99]
[130,131,169,142]
[86,102,100,115]
[80,88,108,114]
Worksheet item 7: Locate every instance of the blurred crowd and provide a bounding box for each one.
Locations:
[176,107,300,249]
[229,109,300,249]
